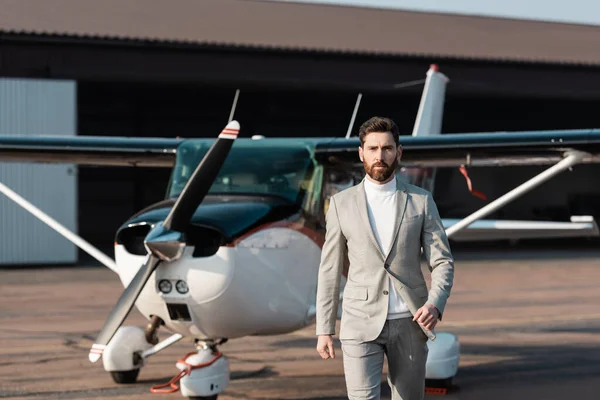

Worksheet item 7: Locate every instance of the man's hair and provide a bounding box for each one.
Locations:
[358,116,400,147]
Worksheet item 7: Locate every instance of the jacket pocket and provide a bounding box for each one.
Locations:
[403,213,423,223]
[411,284,428,299]
[343,285,368,301]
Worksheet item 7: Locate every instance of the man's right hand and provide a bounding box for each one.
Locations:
[316,335,336,359]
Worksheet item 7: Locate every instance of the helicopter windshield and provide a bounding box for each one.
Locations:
[168,139,316,204]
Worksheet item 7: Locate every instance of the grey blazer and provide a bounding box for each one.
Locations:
[315,178,454,342]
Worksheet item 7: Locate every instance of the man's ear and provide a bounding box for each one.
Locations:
[358,146,364,162]
[396,145,403,162]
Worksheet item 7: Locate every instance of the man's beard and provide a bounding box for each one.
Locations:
[364,158,398,182]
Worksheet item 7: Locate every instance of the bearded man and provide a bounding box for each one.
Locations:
[315,116,455,400]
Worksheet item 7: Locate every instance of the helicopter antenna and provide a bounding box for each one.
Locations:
[345,93,362,139]
[228,89,240,123]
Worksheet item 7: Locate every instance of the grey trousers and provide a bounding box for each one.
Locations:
[340,318,428,400]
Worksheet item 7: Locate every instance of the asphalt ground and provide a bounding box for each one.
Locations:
[1,247,600,400]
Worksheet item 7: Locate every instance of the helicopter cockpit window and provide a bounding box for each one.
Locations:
[319,165,437,219]
[169,140,315,204]
[397,167,436,193]
[322,168,362,216]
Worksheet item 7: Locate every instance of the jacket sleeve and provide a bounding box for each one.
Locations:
[315,196,347,336]
[420,192,454,319]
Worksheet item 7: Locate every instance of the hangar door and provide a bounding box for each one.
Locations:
[0,78,77,265]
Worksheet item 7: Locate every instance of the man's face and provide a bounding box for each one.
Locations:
[358,131,402,183]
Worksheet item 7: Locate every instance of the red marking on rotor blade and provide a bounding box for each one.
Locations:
[459,165,487,201]
[219,130,239,139]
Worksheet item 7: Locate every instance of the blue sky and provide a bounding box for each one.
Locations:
[272,0,600,26]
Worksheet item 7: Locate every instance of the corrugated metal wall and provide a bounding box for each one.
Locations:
[0,78,77,265]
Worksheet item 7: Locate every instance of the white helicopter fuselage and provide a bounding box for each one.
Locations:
[114,225,323,340]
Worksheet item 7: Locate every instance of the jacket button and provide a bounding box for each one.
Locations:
[383,290,389,295]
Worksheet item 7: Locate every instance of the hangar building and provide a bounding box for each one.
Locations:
[1,0,600,263]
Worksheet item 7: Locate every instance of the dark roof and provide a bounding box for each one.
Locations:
[3,0,600,65]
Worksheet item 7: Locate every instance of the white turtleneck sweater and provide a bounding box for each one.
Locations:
[364,176,411,319]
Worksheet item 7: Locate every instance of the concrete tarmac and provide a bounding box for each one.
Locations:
[1,248,600,400]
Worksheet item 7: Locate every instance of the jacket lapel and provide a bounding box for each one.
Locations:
[355,180,385,260]
[385,179,408,262]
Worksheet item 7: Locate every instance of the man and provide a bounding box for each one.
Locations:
[315,116,454,400]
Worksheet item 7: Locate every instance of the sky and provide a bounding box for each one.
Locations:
[271,0,600,26]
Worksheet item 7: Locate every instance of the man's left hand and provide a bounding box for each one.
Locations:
[413,304,439,330]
